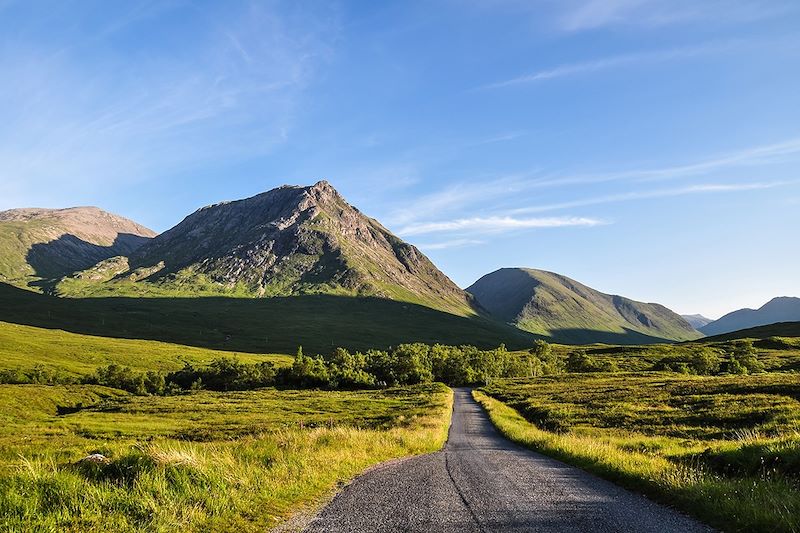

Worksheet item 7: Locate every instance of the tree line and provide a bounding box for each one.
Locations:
[0,339,767,394]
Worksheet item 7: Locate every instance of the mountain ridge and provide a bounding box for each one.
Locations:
[0,206,155,287]
[681,314,713,329]
[56,181,476,316]
[700,296,800,336]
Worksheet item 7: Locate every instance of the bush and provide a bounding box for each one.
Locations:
[566,351,617,373]
[325,348,375,389]
[0,364,74,385]
[284,347,330,388]
[87,364,163,395]
[723,340,765,375]
[167,358,276,391]
[653,348,721,375]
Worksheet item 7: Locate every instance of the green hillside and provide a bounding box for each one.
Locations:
[0,321,290,377]
[0,282,534,355]
[468,268,702,344]
[699,321,800,342]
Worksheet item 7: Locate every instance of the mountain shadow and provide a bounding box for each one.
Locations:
[547,327,677,345]
[0,282,534,355]
[26,233,151,284]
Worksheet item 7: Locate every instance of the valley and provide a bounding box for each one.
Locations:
[3,2,799,530]
[0,182,798,532]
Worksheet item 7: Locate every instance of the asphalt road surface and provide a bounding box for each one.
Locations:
[304,388,710,532]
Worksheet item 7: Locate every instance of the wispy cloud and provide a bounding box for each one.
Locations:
[384,175,535,225]
[461,0,794,33]
[511,182,789,214]
[556,0,793,31]
[467,131,528,145]
[417,239,485,250]
[398,216,604,236]
[518,137,800,189]
[480,39,753,89]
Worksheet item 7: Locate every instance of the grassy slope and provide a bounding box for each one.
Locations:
[477,374,800,532]
[57,268,475,318]
[0,321,291,376]
[468,268,701,344]
[0,383,453,532]
[0,282,534,354]
[0,219,44,284]
[700,321,800,342]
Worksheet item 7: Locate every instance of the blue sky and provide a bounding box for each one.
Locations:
[1,0,799,318]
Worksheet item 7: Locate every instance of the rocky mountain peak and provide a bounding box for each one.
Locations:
[95,182,476,316]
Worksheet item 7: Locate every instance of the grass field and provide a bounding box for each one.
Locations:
[478,373,800,532]
[0,383,453,532]
[0,321,291,377]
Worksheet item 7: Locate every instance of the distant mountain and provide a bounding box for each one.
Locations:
[700,297,800,336]
[58,181,475,316]
[467,268,702,344]
[0,207,155,288]
[700,321,800,342]
[681,314,713,329]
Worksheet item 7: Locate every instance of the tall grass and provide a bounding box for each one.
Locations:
[0,385,453,532]
[474,390,800,532]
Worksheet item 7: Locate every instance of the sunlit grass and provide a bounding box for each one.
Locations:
[476,374,800,532]
[0,384,453,532]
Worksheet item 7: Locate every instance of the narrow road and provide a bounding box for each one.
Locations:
[305,388,710,532]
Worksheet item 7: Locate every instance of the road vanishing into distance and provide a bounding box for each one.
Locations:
[305,388,710,533]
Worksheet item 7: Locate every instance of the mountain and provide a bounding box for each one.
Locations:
[0,207,155,289]
[57,181,475,316]
[699,321,800,342]
[467,268,702,344]
[700,297,800,336]
[681,314,713,329]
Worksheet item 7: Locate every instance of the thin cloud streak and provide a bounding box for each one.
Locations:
[555,0,794,31]
[385,175,536,225]
[480,41,735,90]
[521,137,800,189]
[398,216,604,236]
[416,239,485,250]
[511,182,789,214]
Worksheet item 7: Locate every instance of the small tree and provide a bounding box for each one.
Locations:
[724,340,764,374]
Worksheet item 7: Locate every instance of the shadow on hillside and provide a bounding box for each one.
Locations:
[26,233,151,283]
[0,282,534,355]
[548,327,676,345]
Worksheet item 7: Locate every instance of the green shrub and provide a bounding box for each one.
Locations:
[566,351,617,372]
[723,340,765,375]
[0,364,74,385]
[86,364,163,395]
[653,348,721,375]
